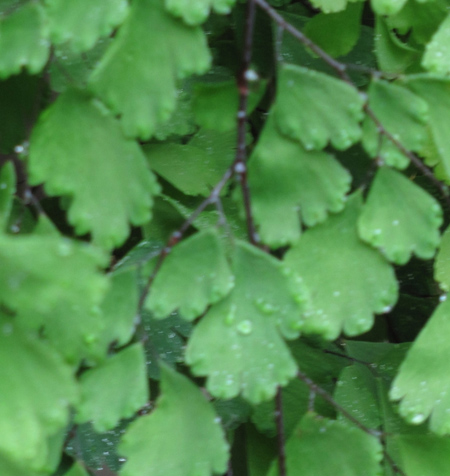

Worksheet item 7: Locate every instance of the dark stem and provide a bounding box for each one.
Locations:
[275,387,287,476]
[297,369,382,437]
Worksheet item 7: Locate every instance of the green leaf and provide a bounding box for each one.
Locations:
[89,0,211,139]
[371,0,407,16]
[284,193,398,340]
[308,0,351,14]
[334,365,382,429]
[146,229,234,320]
[0,162,15,231]
[274,64,364,150]
[118,364,229,476]
[267,412,383,476]
[422,12,450,74]
[249,115,351,247]
[76,344,149,432]
[405,76,450,182]
[362,79,429,169]
[44,0,128,53]
[358,167,442,264]
[0,234,109,362]
[186,240,309,403]
[374,15,419,74]
[192,79,266,132]
[64,462,90,476]
[165,0,236,26]
[391,434,450,475]
[303,2,362,58]
[0,2,49,78]
[144,129,234,197]
[28,88,160,249]
[0,322,78,470]
[435,226,450,292]
[390,299,450,434]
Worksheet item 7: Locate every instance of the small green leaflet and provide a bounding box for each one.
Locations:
[362,79,429,169]
[186,240,309,403]
[96,269,139,352]
[308,0,354,14]
[304,3,363,58]
[0,234,109,363]
[0,162,15,231]
[118,364,228,476]
[0,2,49,78]
[371,0,407,16]
[89,0,211,139]
[76,344,149,432]
[249,115,351,247]
[285,193,398,340]
[165,0,236,26]
[63,462,90,476]
[44,0,128,53]
[358,167,442,264]
[390,299,450,434]
[267,413,383,476]
[192,79,266,132]
[28,88,160,249]
[334,364,382,429]
[0,322,78,471]
[422,12,450,74]
[274,64,364,151]
[435,226,450,292]
[374,16,419,74]
[146,229,234,320]
[404,76,450,182]
[144,129,234,197]
[391,434,450,475]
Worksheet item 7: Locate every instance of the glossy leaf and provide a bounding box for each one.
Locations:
[391,299,450,434]
[44,0,128,53]
[165,0,235,26]
[0,322,78,470]
[144,129,234,197]
[285,193,398,340]
[362,79,429,169]
[118,364,228,476]
[358,167,442,264]
[267,412,383,476]
[0,162,15,231]
[146,229,234,320]
[64,462,90,476]
[435,226,450,292]
[76,344,148,432]
[89,0,211,139]
[249,115,351,247]
[309,0,349,13]
[304,2,362,58]
[274,64,364,150]
[186,240,309,403]
[0,2,49,78]
[28,88,159,249]
[422,12,450,74]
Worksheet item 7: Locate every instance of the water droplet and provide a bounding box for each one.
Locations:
[440,294,447,302]
[410,413,426,424]
[237,320,252,335]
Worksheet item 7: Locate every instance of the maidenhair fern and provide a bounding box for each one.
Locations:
[2,0,450,475]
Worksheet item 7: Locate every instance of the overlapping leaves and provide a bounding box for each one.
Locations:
[29,88,160,249]
[186,240,309,403]
[285,193,398,340]
[89,0,211,139]
[118,364,228,476]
